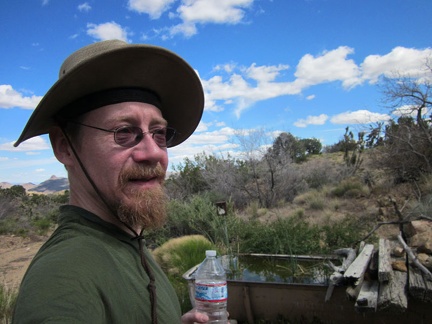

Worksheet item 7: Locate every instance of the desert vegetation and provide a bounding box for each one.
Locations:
[1,63,432,320]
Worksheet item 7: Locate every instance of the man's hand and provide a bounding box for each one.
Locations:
[181,308,209,323]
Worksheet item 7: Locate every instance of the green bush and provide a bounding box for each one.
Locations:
[32,217,52,235]
[0,283,17,323]
[236,217,321,255]
[0,189,63,236]
[153,235,215,277]
[153,235,215,313]
[320,217,365,251]
[307,195,326,211]
[331,178,368,197]
[166,193,238,249]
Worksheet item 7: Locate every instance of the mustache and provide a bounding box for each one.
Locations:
[119,163,166,186]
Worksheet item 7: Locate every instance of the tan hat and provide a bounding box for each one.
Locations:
[14,40,204,147]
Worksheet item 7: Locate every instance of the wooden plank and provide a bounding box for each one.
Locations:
[378,270,408,312]
[355,280,379,313]
[408,264,432,302]
[346,275,364,301]
[344,244,374,284]
[423,275,432,303]
[409,265,426,301]
[378,239,392,282]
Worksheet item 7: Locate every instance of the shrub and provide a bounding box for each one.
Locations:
[330,178,368,198]
[166,193,238,249]
[236,217,321,255]
[153,235,215,277]
[0,283,17,323]
[320,217,365,252]
[301,157,350,189]
[152,235,215,313]
[293,190,326,211]
[32,217,52,235]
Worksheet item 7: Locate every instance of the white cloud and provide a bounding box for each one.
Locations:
[294,114,328,128]
[78,2,91,12]
[87,22,130,42]
[330,110,391,125]
[0,156,62,183]
[177,0,253,24]
[293,46,361,89]
[306,95,315,100]
[214,63,237,73]
[0,136,50,152]
[361,46,432,83]
[0,85,42,109]
[392,105,432,118]
[128,0,176,19]
[203,63,299,118]
[246,63,290,84]
[165,22,198,38]
[203,45,432,118]
[160,0,253,38]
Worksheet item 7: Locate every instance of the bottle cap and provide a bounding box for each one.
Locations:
[206,250,217,257]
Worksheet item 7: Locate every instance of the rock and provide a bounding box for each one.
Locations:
[417,240,432,254]
[410,234,432,252]
[405,220,432,238]
[408,220,432,253]
[392,246,405,257]
[417,253,429,263]
[392,260,408,272]
[417,253,432,270]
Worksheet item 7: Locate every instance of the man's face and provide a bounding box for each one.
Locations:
[70,102,170,230]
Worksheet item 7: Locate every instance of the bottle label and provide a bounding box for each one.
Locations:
[195,282,228,302]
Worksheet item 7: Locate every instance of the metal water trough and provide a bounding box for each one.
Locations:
[183,253,432,323]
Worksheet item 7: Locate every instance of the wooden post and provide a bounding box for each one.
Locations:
[408,265,432,302]
[355,280,379,312]
[344,244,374,285]
[378,270,408,312]
[378,238,392,282]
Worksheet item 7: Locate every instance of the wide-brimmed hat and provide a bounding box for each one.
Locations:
[14,40,204,147]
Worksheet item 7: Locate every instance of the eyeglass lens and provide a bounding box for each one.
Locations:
[114,126,175,147]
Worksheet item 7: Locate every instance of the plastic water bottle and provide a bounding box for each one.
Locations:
[194,250,228,323]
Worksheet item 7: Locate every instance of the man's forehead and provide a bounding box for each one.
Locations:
[83,101,166,123]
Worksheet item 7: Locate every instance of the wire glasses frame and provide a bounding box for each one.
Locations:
[67,120,177,148]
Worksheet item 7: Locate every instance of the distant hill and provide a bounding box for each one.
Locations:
[0,182,36,191]
[0,176,69,194]
[29,175,69,193]
[0,182,14,189]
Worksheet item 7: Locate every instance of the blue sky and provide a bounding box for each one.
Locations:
[1,0,432,184]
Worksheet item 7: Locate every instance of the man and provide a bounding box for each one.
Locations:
[13,40,209,323]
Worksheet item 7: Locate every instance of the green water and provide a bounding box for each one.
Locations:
[224,255,334,285]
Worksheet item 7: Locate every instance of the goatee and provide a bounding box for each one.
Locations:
[116,163,167,230]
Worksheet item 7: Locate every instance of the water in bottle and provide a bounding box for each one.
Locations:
[194,250,228,323]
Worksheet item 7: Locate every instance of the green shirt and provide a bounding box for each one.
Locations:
[13,205,181,323]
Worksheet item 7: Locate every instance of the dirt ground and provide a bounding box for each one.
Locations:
[0,234,47,289]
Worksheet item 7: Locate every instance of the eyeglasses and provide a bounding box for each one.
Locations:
[67,121,177,148]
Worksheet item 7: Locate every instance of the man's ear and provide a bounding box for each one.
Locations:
[49,127,75,167]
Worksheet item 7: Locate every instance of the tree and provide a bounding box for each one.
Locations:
[300,138,322,155]
[370,60,432,182]
[1,185,26,198]
[167,155,209,199]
